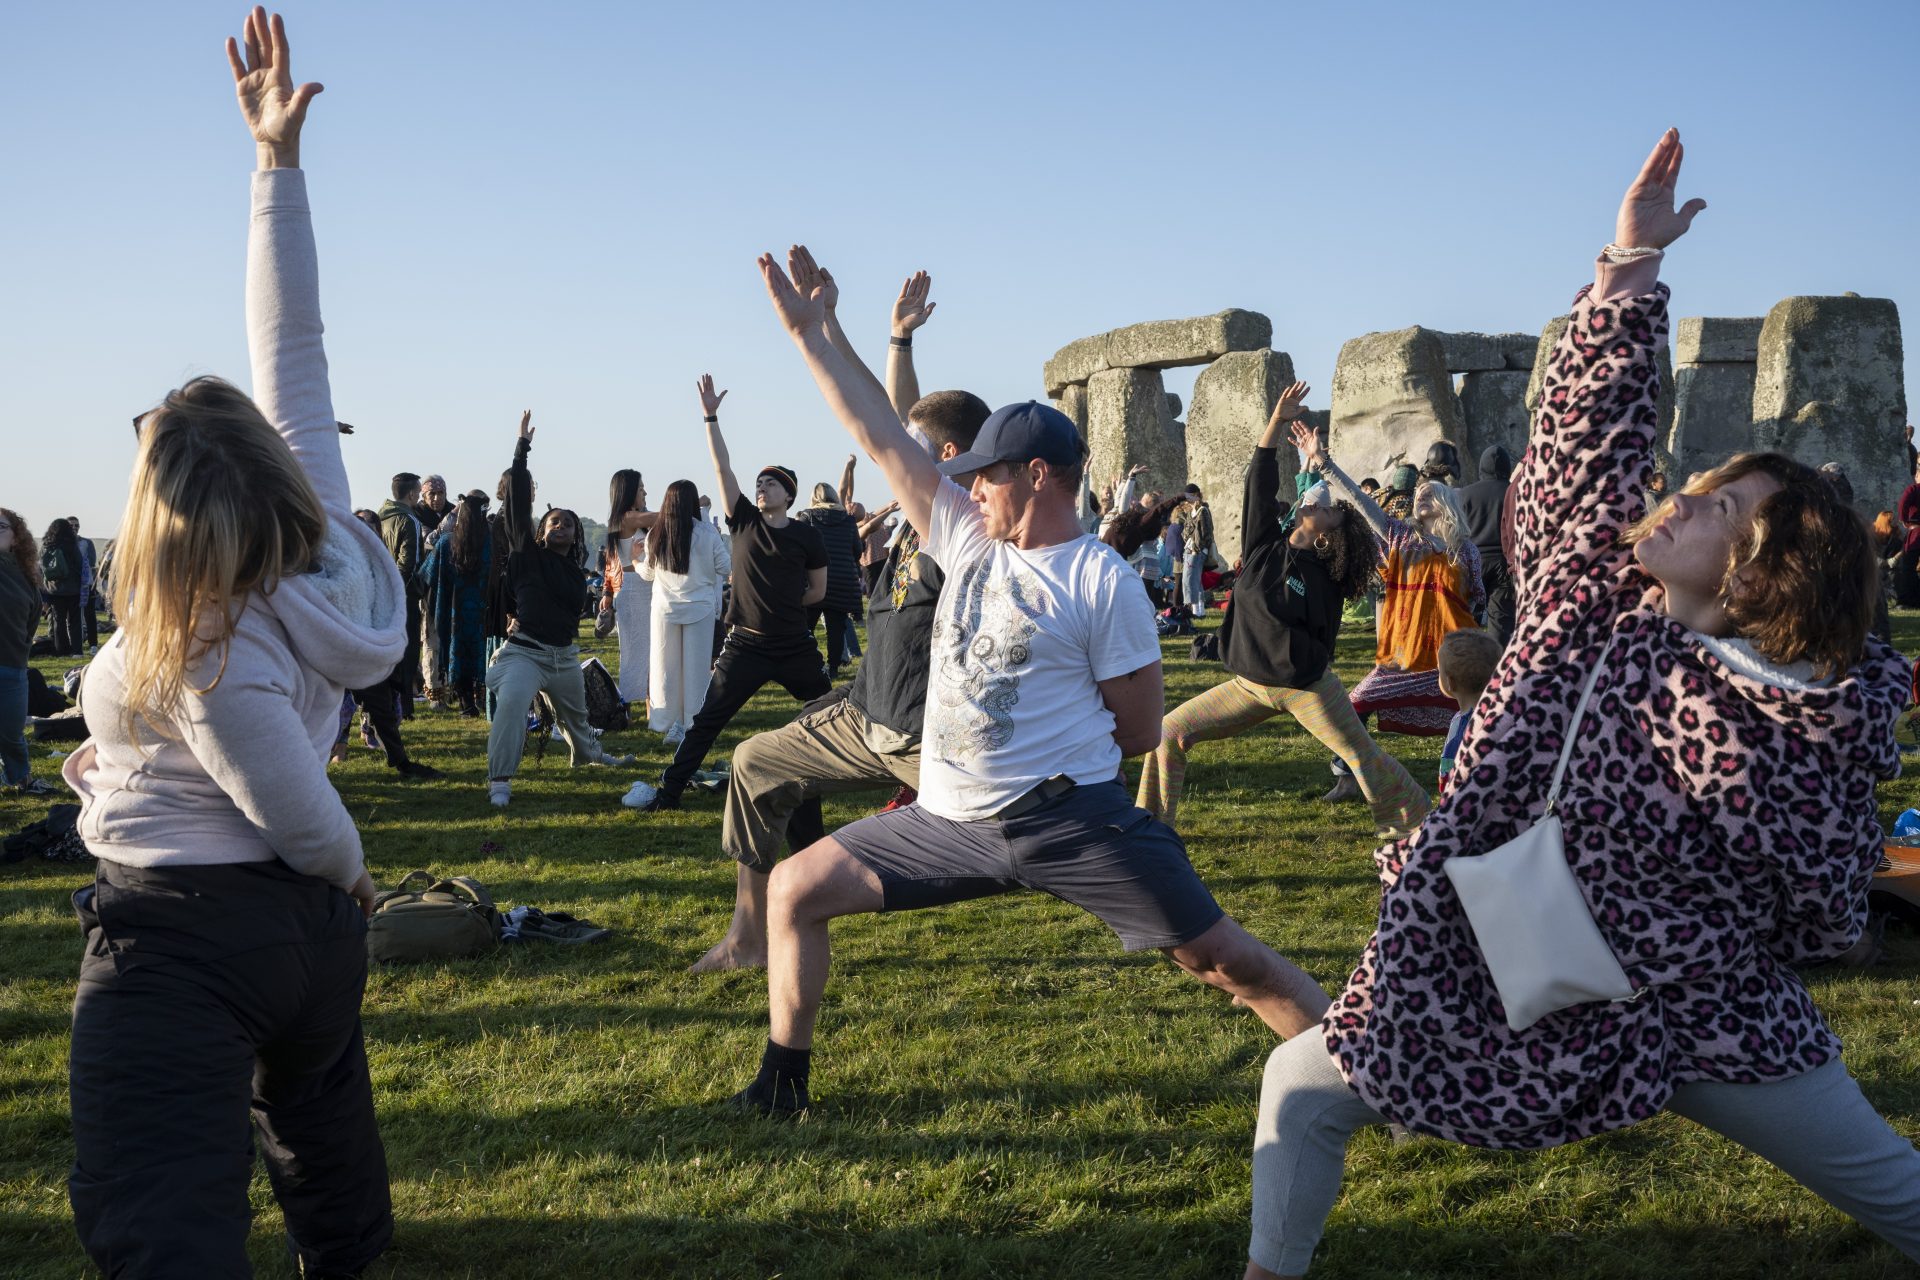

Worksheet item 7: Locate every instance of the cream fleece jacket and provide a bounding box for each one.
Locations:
[63,169,405,890]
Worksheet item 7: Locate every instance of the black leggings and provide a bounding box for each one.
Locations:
[658,630,828,801]
[806,607,851,675]
[47,593,83,655]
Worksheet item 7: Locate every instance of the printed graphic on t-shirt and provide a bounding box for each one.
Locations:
[926,557,1048,760]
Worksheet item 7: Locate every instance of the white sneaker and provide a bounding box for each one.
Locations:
[621,780,659,809]
[663,722,686,749]
[488,780,510,807]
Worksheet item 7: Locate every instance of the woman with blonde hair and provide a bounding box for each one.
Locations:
[0,508,47,794]
[62,11,399,1273]
[1298,426,1483,802]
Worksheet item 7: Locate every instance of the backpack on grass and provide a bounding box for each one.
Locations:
[579,656,628,732]
[366,870,501,963]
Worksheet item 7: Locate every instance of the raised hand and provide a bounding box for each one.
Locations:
[1616,128,1706,251]
[1270,381,1311,426]
[1128,463,1150,479]
[892,271,936,337]
[1288,420,1326,470]
[517,409,534,443]
[759,254,827,341]
[788,245,839,313]
[697,374,728,418]
[225,7,323,169]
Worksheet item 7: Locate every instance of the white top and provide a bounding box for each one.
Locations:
[917,479,1162,820]
[638,519,730,623]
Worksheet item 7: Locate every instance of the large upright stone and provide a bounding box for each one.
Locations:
[1438,331,1540,373]
[1086,367,1185,496]
[1329,326,1465,478]
[1044,310,1272,396]
[1524,316,1572,418]
[1668,317,1763,478]
[1054,383,1089,441]
[1456,371,1531,478]
[1753,295,1908,512]
[1184,349,1296,563]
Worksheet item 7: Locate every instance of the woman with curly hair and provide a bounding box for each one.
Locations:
[482,412,636,806]
[39,517,86,656]
[0,508,46,793]
[1136,383,1430,835]
[1297,413,1483,803]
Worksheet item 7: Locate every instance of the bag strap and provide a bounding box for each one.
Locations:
[1544,634,1618,814]
[430,876,496,913]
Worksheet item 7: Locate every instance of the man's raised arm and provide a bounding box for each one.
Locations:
[698,374,743,516]
[759,254,943,538]
[886,270,936,425]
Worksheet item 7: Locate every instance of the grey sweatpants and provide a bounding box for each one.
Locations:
[1250,1031,1920,1276]
[483,636,615,780]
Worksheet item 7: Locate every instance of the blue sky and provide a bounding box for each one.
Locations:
[3,0,1915,536]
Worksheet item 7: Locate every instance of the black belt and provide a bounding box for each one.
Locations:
[506,632,546,650]
[991,775,1078,821]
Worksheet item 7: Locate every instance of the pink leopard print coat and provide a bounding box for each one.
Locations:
[1324,261,1907,1149]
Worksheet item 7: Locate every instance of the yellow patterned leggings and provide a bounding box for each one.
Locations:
[1137,672,1430,834]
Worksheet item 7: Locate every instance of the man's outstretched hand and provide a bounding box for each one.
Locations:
[760,254,827,342]
[226,7,322,169]
[892,272,936,338]
[1616,128,1706,251]
[788,245,839,314]
[697,374,728,419]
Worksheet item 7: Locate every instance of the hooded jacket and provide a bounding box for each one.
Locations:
[1218,445,1342,689]
[65,170,406,892]
[1325,255,1906,1149]
[1456,444,1513,554]
[795,505,865,612]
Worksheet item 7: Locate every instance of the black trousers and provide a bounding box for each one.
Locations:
[659,629,828,800]
[82,592,100,646]
[806,607,852,677]
[398,591,423,712]
[47,593,83,655]
[69,859,392,1278]
[351,672,412,769]
[1480,552,1516,649]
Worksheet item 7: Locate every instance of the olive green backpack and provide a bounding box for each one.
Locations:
[365,870,501,964]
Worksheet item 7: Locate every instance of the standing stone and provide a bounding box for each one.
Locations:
[1184,349,1296,563]
[1329,326,1465,480]
[1086,367,1185,498]
[1165,392,1183,419]
[1054,383,1089,441]
[1456,370,1531,479]
[1523,316,1572,419]
[1044,310,1272,396]
[1753,295,1908,512]
[1669,317,1762,479]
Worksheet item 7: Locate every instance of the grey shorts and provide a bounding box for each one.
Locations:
[833,780,1223,951]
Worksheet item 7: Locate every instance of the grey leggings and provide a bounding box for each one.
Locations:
[1250,1032,1920,1276]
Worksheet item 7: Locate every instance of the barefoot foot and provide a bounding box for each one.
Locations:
[689,938,767,974]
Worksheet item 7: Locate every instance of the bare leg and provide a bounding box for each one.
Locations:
[689,863,772,974]
[1164,916,1330,1039]
[766,838,885,1051]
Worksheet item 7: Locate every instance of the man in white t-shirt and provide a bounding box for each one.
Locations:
[730,254,1333,1116]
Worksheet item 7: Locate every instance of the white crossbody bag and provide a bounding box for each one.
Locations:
[1443,637,1641,1032]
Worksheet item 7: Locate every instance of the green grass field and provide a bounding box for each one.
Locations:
[3,613,1917,1278]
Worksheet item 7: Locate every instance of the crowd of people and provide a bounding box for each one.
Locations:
[4,13,1916,1277]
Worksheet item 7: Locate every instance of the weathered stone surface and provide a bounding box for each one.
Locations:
[1753,295,1908,511]
[1184,349,1296,563]
[1165,392,1183,419]
[1054,383,1089,441]
[1675,316,1763,365]
[1329,326,1465,478]
[1524,315,1571,417]
[1438,331,1539,373]
[1086,367,1186,498]
[1456,371,1530,478]
[1670,362,1757,478]
[1044,310,1272,396]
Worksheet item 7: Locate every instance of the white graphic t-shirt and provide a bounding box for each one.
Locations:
[917,479,1163,821]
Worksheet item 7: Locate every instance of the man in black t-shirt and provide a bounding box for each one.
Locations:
[633,375,829,812]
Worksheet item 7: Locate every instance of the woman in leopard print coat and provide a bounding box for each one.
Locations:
[1247,131,1920,1278]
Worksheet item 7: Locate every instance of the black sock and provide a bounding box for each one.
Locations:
[757,1038,810,1092]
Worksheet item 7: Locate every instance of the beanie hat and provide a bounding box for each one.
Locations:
[758,465,798,500]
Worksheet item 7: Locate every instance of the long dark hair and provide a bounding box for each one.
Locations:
[2,508,40,589]
[1102,493,1184,560]
[1309,501,1382,602]
[646,480,701,576]
[450,490,489,575]
[42,518,78,560]
[607,468,643,561]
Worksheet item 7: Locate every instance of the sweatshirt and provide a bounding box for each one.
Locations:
[1218,445,1342,689]
[63,170,406,891]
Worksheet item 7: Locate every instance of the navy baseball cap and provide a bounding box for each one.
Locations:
[937,401,1085,476]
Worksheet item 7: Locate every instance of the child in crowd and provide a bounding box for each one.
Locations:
[1433,627,1502,795]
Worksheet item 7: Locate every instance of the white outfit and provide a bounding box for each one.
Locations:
[639,521,730,732]
[611,532,652,704]
[918,479,1161,821]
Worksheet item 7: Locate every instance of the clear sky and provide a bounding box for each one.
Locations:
[3,0,1915,538]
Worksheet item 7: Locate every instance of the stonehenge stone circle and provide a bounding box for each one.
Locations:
[1086,367,1184,497]
[1456,370,1531,476]
[1328,326,1465,482]
[1185,349,1296,562]
[1053,382,1089,438]
[1438,331,1539,374]
[1753,294,1908,512]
